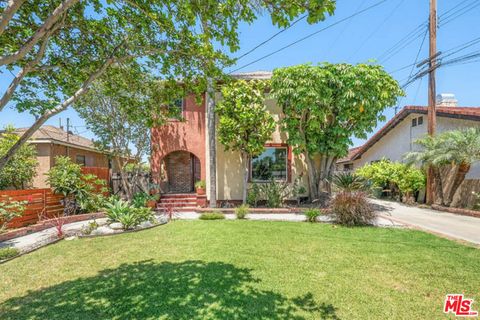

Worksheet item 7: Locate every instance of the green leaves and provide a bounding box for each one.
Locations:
[216,80,275,157]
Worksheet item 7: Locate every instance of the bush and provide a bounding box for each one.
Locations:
[304,208,321,222]
[331,172,368,192]
[235,204,249,219]
[247,183,261,207]
[0,198,26,232]
[0,247,19,260]
[195,180,206,189]
[199,212,225,220]
[356,159,425,201]
[0,125,38,189]
[104,197,154,230]
[331,192,375,226]
[131,192,158,208]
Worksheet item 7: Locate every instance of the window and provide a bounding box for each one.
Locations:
[411,118,417,127]
[251,147,287,181]
[417,116,423,125]
[168,98,184,119]
[344,163,353,171]
[76,155,86,166]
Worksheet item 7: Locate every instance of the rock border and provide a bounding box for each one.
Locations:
[78,217,169,239]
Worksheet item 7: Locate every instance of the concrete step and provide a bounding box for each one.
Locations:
[157,202,197,208]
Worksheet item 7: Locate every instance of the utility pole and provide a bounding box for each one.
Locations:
[426,0,437,204]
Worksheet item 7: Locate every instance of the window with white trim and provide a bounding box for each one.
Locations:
[251,147,287,182]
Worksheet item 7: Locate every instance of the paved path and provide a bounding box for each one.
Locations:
[371,198,480,245]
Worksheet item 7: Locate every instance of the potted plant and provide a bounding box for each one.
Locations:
[148,182,160,196]
[195,180,206,195]
[146,194,159,208]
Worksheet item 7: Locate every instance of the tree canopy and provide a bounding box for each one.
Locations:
[216,79,275,203]
[0,0,336,171]
[271,63,403,200]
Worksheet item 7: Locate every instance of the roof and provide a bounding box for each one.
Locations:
[351,105,480,161]
[231,71,272,80]
[337,146,362,164]
[13,125,101,153]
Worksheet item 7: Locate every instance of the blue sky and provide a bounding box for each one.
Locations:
[1,0,479,147]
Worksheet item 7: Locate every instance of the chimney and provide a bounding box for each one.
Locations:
[436,93,458,107]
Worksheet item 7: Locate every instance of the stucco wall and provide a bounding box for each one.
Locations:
[352,113,480,179]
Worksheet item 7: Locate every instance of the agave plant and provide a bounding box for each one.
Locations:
[331,172,368,192]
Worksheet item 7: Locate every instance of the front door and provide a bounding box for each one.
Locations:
[166,151,193,193]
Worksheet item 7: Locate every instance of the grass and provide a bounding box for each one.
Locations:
[0,221,479,319]
[199,212,225,220]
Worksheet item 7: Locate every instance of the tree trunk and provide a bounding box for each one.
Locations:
[443,163,470,207]
[432,166,444,205]
[318,155,335,194]
[242,153,250,204]
[304,152,318,201]
[206,81,217,208]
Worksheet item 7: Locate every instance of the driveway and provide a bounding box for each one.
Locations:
[371,198,480,245]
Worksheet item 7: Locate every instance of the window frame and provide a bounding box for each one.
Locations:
[167,98,185,121]
[75,155,86,166]
[249,144,291,183]
[417,116,423,125]
[411,118,417,127]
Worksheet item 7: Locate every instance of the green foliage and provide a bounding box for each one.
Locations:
[304,208,321,222]
[235,205,249,219]
[216,80,275,156]
[331,192,375,226]
[0,198,27,232]
[0,126,38,189]
[81,220,99,235]
[131,192,158,208]
[195,180,206,189]
[473,192,480,210]
[271,63,403,197]
[356,160,425,197]
[0,247,19,261]
[259,180,293,208]
[104,197,153,230]
[124,163,150,173]
[247,183,261,207]
[331,172,368,192]
[199,212,225,220]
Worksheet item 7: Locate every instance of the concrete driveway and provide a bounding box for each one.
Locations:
[371,198,480,245]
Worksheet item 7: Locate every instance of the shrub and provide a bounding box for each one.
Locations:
[195,180,206,189]
[247,183,261,207]
[0,247,19,260]
[104,197,154,230]
[235,204,249,219]
[0,125,38,189]
[0,198,27,232]
[356,159,425,201]
[199,212,225,220]
[259,179,292,208]
[331,172,368,192]
[131,192,158,208]
[304,208,321,222]
[331,192,375,226]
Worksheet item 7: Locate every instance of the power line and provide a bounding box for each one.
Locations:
[378,22,427,63]
[229,0,388,74]
[234,15,307,61]
[439,0,480,27]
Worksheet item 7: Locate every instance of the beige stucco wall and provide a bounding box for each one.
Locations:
[211,95,309,201]
[352,113,480,179]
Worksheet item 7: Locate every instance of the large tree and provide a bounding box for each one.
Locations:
[271,63,403,201]
[405,128,480,207]
[0,0,337,172]
[216,79,275,203]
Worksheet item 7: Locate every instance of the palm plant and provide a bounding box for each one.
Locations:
[331,172,368,193]
[405,128,480,206]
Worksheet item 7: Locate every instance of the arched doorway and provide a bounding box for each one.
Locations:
[161,151,201,193]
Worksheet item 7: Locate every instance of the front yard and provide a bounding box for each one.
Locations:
[1,220,479,319]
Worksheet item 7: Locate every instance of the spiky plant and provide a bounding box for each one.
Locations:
[331,172,368,193]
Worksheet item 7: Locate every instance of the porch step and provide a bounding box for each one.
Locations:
[160,198,196,203]
[155,206,198,212]
[157,202,196,208]
[161,193,196,199]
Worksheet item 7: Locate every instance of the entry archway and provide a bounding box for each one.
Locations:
[162,151,201,193]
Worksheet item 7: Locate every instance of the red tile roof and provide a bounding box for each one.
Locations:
[351,105,480,161]
[337,146,362,163]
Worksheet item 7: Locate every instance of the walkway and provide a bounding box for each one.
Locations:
[371,198,480,245]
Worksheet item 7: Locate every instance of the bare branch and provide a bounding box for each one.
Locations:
[0,0,25,37]
[0,0,79,66]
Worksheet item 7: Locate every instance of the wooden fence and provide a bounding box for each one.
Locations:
[1,189,64,228]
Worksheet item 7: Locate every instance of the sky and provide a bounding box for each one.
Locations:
[1,0,479,148]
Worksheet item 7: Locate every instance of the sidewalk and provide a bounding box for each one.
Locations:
[371,198,480,245]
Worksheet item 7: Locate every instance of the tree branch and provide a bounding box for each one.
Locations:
[0,0,79,66]
[0,0,25,37]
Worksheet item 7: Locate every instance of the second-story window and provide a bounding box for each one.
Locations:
[168,98,184,120]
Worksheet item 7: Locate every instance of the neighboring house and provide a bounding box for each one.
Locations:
[151,71,309,204]
[13,125,118,188]
[336,94,480,206]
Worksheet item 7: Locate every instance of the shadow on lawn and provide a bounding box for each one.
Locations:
[0,260,339,320]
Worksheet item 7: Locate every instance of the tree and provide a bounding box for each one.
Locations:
[216,80,275,203]
[75,63,160,200]
[0,125,38,189]
[405,128,480,207]
[271,63,403,201]
[0,0,336,172]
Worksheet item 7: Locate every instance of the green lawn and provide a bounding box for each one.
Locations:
[0,221,479,319]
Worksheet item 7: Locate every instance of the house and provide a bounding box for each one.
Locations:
[151,71,309,205]
[13,125,118,188]
[336,94,480,206]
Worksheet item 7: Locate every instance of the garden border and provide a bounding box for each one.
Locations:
[431,204,480,218]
